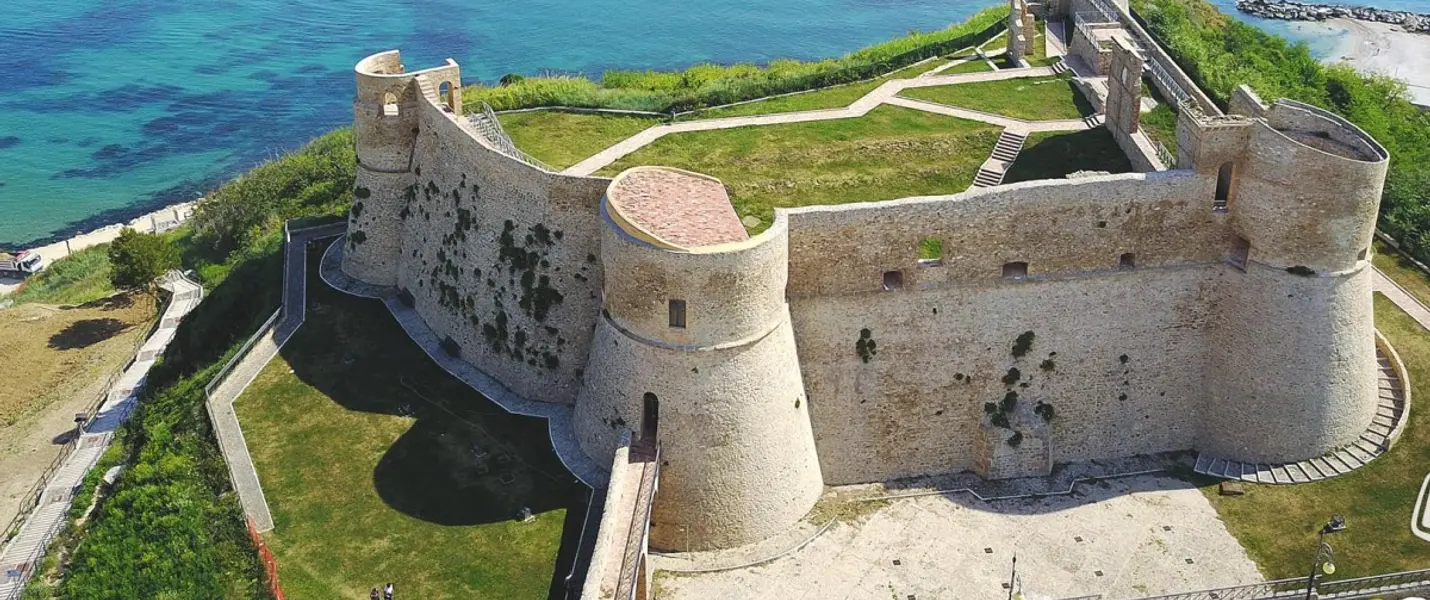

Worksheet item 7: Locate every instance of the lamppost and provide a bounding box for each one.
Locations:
[1304,514,1347,600]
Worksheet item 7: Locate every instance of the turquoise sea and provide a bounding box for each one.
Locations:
[1,0,1426,248]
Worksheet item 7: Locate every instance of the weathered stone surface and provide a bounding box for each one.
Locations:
[340,49,1391,551]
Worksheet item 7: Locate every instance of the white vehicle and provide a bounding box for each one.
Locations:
[0,251,45,278]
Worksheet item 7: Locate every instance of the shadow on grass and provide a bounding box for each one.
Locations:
[1004,128,1133,183]
[48,317,131,350]
[279,251,584,528]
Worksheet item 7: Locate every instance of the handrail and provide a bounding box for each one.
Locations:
[1154,140,1176,170]
[615,442,661,600]
[1317,567,1430,597]
[1131,577,1308,600]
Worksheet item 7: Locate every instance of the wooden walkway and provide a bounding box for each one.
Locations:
[0,274,202,600]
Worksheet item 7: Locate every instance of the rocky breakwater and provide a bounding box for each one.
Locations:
[1237,0,1430,33]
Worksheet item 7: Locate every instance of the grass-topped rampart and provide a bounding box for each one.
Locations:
[462,6,1008,114]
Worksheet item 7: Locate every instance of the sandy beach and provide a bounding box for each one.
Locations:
[0,200,197,298]
[1291,17,1430,106]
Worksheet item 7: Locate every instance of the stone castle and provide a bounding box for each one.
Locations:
[334,0,1391,565]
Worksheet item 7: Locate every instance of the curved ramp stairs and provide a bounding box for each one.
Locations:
[1194,347,1408,484]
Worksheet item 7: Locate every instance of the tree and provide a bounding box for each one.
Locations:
[108,228,179,294]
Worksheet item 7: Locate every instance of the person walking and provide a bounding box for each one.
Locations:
[383,583,394,600]
[369,588,380,600]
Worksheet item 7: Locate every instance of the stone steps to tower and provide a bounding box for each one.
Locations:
[1193,348,1407,485]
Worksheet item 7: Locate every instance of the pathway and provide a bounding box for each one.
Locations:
[205,223,345,533]
[0,273,202,600]
[563,66,1093,177]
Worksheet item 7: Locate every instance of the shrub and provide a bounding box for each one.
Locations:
[1132,0,1430,268]
[108,229,179,294]
[462,7,1008,113]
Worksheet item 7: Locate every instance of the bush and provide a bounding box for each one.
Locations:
[108,229,179,293]
[11,245,115,305]
[462,7,1009,113]
[190,129,355,262]
[1132,0,1430,267]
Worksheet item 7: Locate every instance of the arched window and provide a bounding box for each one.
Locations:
[439,81,455,112]
[382,92,399,117]
[641,393,659,441]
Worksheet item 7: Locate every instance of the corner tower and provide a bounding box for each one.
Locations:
[344,51,460,286]
[1202,99,1390,463]
[573,167,823,552]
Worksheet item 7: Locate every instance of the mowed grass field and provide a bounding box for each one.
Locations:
[0,293,154,426]
[497,111,657,170]
[236,257,583,599]
[597,105,1001,232]
[899,75,1095,121]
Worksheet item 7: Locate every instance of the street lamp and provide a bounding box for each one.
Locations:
[1304,514,1347,600]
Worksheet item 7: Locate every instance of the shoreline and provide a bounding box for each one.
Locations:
[1288,17,1430,106]
[0,200,197,297]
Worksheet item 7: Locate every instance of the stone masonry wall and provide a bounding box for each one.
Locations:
[783,173,1234,482]
[396,97,610,405]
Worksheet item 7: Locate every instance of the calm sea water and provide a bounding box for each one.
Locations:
[1,0,1426,248]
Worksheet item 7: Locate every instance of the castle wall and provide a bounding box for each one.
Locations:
[575,213,822,551]
[394,95,610,404]
[783,173,1231,483]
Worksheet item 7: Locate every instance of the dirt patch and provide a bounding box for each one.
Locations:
[0,293,155,530]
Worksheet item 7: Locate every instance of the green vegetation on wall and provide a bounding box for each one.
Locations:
[462,7,1009,114]
[1131,0,1430,265]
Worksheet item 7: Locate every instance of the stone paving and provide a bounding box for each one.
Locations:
[0,274,202,600]
[654,474,1262,600]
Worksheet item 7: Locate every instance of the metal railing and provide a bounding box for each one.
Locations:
[469,103,555,172]
[1155,140,1176,170]
[1135,578,1327,600]
[1318,567,1430,598]
[615,442,661,600]
[1086,0,1119,23]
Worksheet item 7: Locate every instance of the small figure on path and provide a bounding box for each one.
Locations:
[370,588,380,600]
[384,583,395,600]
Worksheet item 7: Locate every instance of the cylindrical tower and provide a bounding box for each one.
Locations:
[344,50,422,287]
[573,167,823,552]
[1203,100,1390,463]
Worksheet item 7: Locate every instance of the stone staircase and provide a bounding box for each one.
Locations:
[1194,349,1408,484]
[972,129,1028,188]
[1050,58,1071,76]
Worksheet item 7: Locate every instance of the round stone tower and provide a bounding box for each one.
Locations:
[573,167,824,552]
[344,50,423,287]
[1203,100,1390,463]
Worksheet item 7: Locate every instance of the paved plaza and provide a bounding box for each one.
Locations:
[654,474,1262,600]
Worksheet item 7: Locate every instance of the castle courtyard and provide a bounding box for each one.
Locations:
[653,474,1262,600]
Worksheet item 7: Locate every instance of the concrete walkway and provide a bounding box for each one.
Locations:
[563,66,1072,177]
[205,223,345,533]
[0,273,202,600]
[1374,268,1430,330]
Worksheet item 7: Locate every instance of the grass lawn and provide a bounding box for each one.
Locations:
[1373,240,1430,308]
[497,110,657,170]
[942,59,995,75]
[1003,129,1134,183]
[236,258,584,599]
[596,105,1001,232]
[1200,293,1430,579]
[898,75,1095,121]
[683,59,951,121]
[11,245,115,305]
